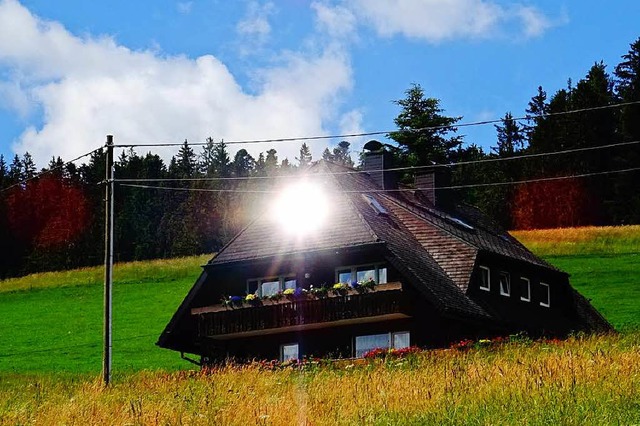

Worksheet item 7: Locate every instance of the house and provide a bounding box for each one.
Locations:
[157,143,611,364]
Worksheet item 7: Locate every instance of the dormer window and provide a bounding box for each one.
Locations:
[479,266,490,291]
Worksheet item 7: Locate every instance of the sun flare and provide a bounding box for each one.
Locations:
[272,181,329,234]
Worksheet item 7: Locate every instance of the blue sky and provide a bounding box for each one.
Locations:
[0,0,639,167]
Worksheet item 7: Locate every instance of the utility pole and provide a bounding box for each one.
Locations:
[103,135,114,385]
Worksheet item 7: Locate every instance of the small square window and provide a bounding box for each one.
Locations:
[284,278,297,290]
[520,277,531,302]
[356,267,376,283]
[355,333,390,358]
[261,280,280,297]
[479,266,490,291]
[499,272,510,296]
[338,270,352,284]
[281,343,299,361]
[540,282,550,307]
[392,331,410,349]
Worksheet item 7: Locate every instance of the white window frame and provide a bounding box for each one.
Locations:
[540,282,550,308]
[354,331,410,358]
[499,271,511,296]
[247,274,297,297]
[520,277,531,302]
[479,266,491,291]
[280,343,299,361]
[335,263,388,284]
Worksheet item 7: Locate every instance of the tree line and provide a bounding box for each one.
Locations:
[0,37,638,278]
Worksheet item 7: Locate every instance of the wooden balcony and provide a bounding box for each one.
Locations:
[192,282,409,339]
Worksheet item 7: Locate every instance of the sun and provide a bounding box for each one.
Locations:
[272,181,329,235]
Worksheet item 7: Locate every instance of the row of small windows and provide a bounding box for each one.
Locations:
[478,266,550,308]
[280,331,410,361]
[247,264,388,298]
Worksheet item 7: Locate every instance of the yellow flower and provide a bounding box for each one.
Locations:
[283,288,295,295]
[245,294,257,301]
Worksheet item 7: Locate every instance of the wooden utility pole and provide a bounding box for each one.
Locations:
[103,135,114,385]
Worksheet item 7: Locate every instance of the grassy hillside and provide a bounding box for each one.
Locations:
[0,256,208,374]
[1,333,639,425]
[0,227,638,375]
[512,226,640,329]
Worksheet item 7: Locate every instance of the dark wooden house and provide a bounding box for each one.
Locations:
[157,146,610,364]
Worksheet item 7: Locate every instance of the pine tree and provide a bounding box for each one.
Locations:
[265,149,278,175]
[232,149,255,177]
[174,139,197,178]
[22,152,36,179]
[296,143,312,168]
[493,112,526,157]
[615,37,640,143]
[388,84,462,165]
[0,155,7,189]
[8,154,22,184]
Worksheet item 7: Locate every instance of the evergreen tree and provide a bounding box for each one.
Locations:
[173,139,197,178]
[493,112,526,157]
[265,149,278,175]
[324,141,354,167]
[0,155,6,189]
[388,84,462,165]
[615,37,640,143]
[8,154,22,184]
[232,149,255,177]
[296,143,313,168]
[22,152,36,179]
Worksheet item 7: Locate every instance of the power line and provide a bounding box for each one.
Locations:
[113,139,640,184]
[111,100,640,149]
[117,166,640,194]
[0,147,103,194]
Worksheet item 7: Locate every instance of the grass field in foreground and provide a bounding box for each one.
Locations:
[1,333,639,425]
[0,227,638,375]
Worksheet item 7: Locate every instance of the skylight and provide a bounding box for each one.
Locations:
[363,194,388,216]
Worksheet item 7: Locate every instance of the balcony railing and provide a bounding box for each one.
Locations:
[193,282,407,338]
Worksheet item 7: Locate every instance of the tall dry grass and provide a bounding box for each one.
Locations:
[511,225,640,256]
[2,332,639,425]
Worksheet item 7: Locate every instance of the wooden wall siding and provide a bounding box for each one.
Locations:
[385,201,477,292]
[196,285,405,338]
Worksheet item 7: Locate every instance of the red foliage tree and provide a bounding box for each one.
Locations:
[5,176,90,248]
[512,178,598,229]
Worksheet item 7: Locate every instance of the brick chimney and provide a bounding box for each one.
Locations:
[362,140,396,190]
[415,165,452,207]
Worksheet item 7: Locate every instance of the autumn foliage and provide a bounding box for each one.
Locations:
[5,176,90,249]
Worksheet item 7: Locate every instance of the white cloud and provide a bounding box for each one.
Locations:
[176,1,193,15]
[0,0,353,165]
[312,2,358,41]
[235,1,275,56]
[340,0,555,42]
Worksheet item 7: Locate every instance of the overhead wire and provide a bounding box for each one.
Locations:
[117,166,640,194]
[110,100,640,148]
[113,139,640,184]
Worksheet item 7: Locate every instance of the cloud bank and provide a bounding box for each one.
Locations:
[0,0,353,165]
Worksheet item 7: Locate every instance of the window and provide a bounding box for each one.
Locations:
[479,266,490,291]
[499,272,510,296]
[540,282,550,307]
[247,275,297,297]
[362,194,389,216]
[280,343,299,361]
[336,264,388,284]
[355,331,410,358]
[520,277,531,302]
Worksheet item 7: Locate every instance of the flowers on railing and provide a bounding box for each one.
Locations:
[220,279,381,308]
